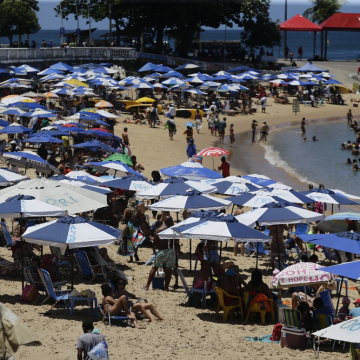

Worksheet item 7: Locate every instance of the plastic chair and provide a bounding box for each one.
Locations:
[214,286,244,322]
[245,292,275,325]
[289,223,309,236]
[177,269,214,310]
[38,268,69,305]
[319,290,335,321]
[283,308,302,327]
[322,247,337,264]
[1,222,13,248]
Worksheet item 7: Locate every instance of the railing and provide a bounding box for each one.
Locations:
[0,47,137,63]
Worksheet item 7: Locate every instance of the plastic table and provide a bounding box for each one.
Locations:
[67,296,98,316]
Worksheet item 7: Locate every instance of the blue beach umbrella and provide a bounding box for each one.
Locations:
[50,62,73,71]
[102,175,153,192]
[85,161,144,177]
[242,174,276,187]
[319,261,360,281]
[136,177,216,199]
[185,89,207,95]
[84,130,121,141]
[27,134,63,144]
[316,212,360,233]
[323,79,342,85]
[0,119,9,128]
[184,121,196,127]
[161,161,222,180]
[300,189,360,205]
[138,62,158,72]
[162,70,185,78]
[212,75,231,81]
[22,215,121,253]
[175,64,200,71]
[225,190,287,207]
[148,190,231,212]
[152,64,173,73]
[0,125,31,134]
[37,68,63,76]
[213,180,260,195]
[0,108,25,116]
[299,231,360,255]
[71,139,117,153]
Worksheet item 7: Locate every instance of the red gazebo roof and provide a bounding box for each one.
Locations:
[320,13,360,31]
[279,14,322,32]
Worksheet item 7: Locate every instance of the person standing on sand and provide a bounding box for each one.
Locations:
[261,95,267,113]
[122,127,130,146]
[298,46,303,60]
[217,156,230,178]
[229,124,235,147]
[77,320,106,360]
[347,110,353,125]
[258,121,269,142]
[218,117,227,145]
[251,119,258,143]
[301,117,307,133]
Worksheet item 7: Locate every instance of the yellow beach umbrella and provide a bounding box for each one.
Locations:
[43,92,59,98]
[64,79,89,88]
[136,97,156,103]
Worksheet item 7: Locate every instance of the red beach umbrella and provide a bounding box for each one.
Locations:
[197,147,230,168]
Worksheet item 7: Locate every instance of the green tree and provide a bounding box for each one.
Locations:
[0,0,41,45]
[303,0,346,58]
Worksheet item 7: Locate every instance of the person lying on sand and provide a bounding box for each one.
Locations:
[101,284,145,329]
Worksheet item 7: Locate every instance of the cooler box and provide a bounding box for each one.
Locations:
[191,155,202,164]
[152,271,165,290]
[280,326,307,349]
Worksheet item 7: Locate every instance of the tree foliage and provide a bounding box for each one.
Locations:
[0,0,41,44]
[55,0,280,53]
[303,0,347,23]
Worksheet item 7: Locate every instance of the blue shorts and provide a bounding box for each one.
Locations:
[203,250,219,263]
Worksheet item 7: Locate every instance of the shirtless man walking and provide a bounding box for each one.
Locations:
[258,121,269,142]
[301,117,307,134]
[122,127,130,146]
[251,119,258,143]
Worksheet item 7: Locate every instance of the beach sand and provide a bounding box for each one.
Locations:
[1,62,360,359]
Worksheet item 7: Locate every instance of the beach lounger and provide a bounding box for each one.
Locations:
[178,269,214,310]
[214,286,244,322]
[0,256,21,275]
[1,222,13,248]
[75,250,104,283]
[98,304,132,327]
[38,268,69,306]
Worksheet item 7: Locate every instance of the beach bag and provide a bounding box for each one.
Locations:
[165,112,171,118]
[21,284,40,303]
[270,323,283,341]
[88,341,110,360]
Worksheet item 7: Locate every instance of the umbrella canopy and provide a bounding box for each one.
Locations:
[323,79,342,85]
[269,189,313,204]
[0,178,108,213]
[316,212,360,233]
[27,134,63,144]
[0,194,66,218]
[299,230,360,255]
[148,190,231,212]
[65,170,106,184]
[160,161,222,180]
[300,189,360,205]
[175,214,272,243]
[267,182,293,190]
[71,139,117,153]
[152,64,173,73]
[2,151,59,174]
[184,121,196,127]
[273,262,335,289]
[0,119,9,127]
[0,303,41,357]
[50,62,73,71]
[0,124,31,134]
[236,205,323,227]
[0,108,25,116]
[104,153,132,166]
[85,161,144,177]
[162,77,185,85]
[175,63,200,70]
[102,175,152,192]
[319,261,360,281]
[22,215,120,252]
[136,177,216,199]
[138,62,158,72]
[0,168,26,186]
[227,190,284,207]
[212,180,259,195]
[95,101,113,108]
[197,147,230,157]
[21,108,57,118]
[312,314,360,343]
[242,174,276,187]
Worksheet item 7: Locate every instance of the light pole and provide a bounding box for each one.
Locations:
[74,0,80,46]
[86,0,92,43]
[284,0,288,59]
[109,0,112,45]
[59,0,64,45]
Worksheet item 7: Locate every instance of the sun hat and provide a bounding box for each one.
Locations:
[226,268,238,277]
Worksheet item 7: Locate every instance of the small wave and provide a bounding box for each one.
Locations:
[260,142,312,184]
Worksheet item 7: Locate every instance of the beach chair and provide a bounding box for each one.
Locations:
[318,98,325,106]
[98,304,132,327]
[313,314,334,357]
[282,308,302,327]
[322,247,337,264]
[245,292,275,325]
[214,286,244,322]
[289,223,309,236]
[75,251,104,283]
[38,268,69,306]
[255,242,270,259]
[177,269,215,310]
[274,259,289,271]
[319,290,335,320]
[1,222,13,248]
[244,242,256,257]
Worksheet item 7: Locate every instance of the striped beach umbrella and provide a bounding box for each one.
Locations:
[95,101,113,108]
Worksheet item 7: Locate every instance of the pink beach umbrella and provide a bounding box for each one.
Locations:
[197,147,230,168]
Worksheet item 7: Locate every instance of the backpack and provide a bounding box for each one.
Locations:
[270,323,283,341]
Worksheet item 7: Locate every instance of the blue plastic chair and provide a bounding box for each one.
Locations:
[98,304,132,327]
[177,269,215,309]
[322,247,337,263]
[39,268,69,305]
[336,277,348,297]
[1,222,13,248]
[289,223,309,236]
[256,242,270,258]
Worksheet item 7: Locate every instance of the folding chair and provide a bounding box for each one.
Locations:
[177,269,214,310]
[75,251,104,283]
[98,304,132,327]
[322,247,337,264]
[1,222,13,248]
[38,268,69,305]
[282,308,302,327]
[313,313,334,357]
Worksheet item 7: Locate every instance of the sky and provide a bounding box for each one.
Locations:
[37,0,360,30]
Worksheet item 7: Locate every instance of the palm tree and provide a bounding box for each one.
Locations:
[303,0,346,59]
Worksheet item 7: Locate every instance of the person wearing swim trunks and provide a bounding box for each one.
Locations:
[251,119,258,143]
[301,117,306,134]
[218,117,227,145]
[258,121,269,143]
[143,216,179,291]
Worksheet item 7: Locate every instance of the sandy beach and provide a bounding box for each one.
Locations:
[1,60,360,360]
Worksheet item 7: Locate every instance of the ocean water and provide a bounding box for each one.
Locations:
[5,29,360,61]
[260,120,360,196]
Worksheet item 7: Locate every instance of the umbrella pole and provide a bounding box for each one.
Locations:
[20,213,24,290]
[331,204,333,215]
[71,249,74,290]
[256,242,259,269]
[231,204,234,215]
[335,277,344,316]
[218,242,222,272]
[190,239,192,273]
[276,225,281,271]
[212,157,214,170]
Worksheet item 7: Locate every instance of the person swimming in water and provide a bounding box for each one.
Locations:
[303,137,308,142]
[312,136,318,141]
[353,159,359,171]
[346,158,352,164]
